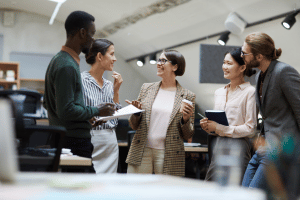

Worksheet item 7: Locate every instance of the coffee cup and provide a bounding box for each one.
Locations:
[180,99,193,112]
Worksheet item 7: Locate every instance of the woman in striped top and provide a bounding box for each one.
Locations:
[81,39,123,173]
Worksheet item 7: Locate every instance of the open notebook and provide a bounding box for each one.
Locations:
[97,104,144,121]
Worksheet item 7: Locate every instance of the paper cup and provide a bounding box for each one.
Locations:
[180,99,192,112]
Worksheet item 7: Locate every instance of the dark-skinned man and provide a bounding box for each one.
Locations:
[43,11,115,163]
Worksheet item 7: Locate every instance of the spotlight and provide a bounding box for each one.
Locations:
[137,57,145,67]
[217,32,230,46]
[282,11,299,30]
[149,53,157,64]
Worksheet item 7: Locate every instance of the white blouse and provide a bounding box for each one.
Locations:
[214,82,257,138]
[147,88,176,149]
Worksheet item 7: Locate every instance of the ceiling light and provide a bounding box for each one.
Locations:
[137,57,145,67]
[149,54,157,65]
[281,11,299,30]
[217,32,230,46]
[49,0,66,3]
[49,0,67,25]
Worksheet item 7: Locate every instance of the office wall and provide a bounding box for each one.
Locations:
[10,52,95,79]
[0,35,3,61]
[128,17,300,113]
[0,11,147,104]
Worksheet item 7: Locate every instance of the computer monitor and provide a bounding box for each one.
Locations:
[0,98,19,183]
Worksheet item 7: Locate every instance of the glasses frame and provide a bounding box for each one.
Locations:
[157,58,172,65]
[241,51,253,57]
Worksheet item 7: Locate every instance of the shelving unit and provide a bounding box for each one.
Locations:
[0,62,20,90]
[20,78,45,94]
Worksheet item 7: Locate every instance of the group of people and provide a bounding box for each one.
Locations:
[43,10,300,197]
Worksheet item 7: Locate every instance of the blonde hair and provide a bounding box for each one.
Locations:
[245,32,282,60]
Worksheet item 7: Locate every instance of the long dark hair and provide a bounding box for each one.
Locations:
[85,39,114,65]
[228,47,256,77]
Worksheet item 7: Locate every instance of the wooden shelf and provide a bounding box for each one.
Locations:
[0,79,18,84]
[0,62,20,90]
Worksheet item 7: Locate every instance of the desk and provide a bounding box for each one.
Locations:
[59,155,92,166]
[1,172,266,200]
[59,155,92,172]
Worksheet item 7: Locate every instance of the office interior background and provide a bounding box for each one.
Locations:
[0,0,299,113]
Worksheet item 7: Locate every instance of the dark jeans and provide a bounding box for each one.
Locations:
[63,136,95,173]
[205,137,252,184]
[242,151,268,189]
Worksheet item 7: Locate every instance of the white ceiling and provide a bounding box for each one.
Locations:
[0,0,299,60]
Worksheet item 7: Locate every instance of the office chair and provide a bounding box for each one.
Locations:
[0,90,66,172]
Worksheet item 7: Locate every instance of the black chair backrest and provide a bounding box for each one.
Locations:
[18,125,65,172]
[0,90,43,138]
[0,90,66,172]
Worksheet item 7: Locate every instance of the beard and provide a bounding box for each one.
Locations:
[246,57,260,69]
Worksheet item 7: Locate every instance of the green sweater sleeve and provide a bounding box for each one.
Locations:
[54,65,99,121]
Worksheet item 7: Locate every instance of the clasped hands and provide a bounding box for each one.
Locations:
[89,102,116,127]
[199,118,218,135]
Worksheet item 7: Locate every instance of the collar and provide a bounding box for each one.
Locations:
[224,82,251,90]
[82,71,108,89]
[61,46,80,65]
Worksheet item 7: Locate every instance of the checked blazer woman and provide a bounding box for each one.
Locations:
[125,50,195,176]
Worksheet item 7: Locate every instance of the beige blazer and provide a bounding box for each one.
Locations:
[126,81,195,176]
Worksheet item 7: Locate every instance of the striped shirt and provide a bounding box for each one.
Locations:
[81,71,122,130]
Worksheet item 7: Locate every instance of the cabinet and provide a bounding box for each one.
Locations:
[0,62,20,90]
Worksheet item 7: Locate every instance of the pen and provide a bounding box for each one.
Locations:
[197,112,205,119]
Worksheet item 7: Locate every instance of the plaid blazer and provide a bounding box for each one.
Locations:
[126,81,195,176]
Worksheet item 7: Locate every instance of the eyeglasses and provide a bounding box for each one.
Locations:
[241,51,253,57]
[157,59,172,65]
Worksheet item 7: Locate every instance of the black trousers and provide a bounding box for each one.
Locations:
[63,136,95,173]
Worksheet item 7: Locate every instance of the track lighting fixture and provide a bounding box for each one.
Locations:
[137,57,145,67]
[217,32,230,46]
[282,11,300,30]
[149,54,157,65]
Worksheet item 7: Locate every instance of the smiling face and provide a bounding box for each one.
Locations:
[222,53,245,80]
[99,45,117,71]
[156,53,177,79]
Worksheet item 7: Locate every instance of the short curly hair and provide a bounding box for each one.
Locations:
[65,11,95,37]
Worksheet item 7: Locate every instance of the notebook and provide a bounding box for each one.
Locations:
[97,104,144,121]
[205,110,229,126]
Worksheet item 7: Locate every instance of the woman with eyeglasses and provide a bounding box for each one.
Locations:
[125,50,195,176]
[200,47,257,183]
